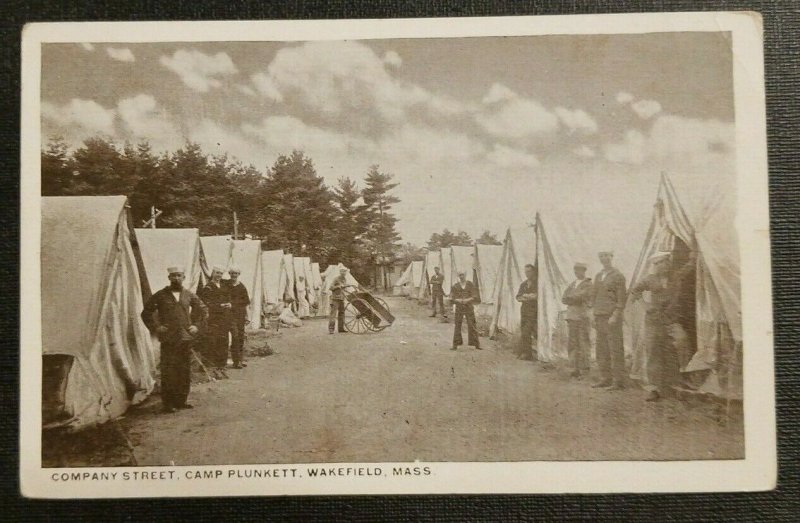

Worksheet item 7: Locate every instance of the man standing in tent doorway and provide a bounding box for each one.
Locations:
[516,264,538,361]
[592,251,627,390]
[199,265,232,379]
[450,271,481,351]
[227,265,250,370]
[328,266,349,334]
[141,266,208,413]
[429,266,448,322]
[562,262,593,378]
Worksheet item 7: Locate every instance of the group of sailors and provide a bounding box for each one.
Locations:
[140,264,250,413]
[435,249,695,403]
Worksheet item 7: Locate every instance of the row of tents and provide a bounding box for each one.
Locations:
[41,195,360,429]
[394,173,742,401]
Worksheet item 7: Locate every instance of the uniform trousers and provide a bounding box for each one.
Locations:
[161,339,193,408]
[594,314,625,385]
[453,305,479,347]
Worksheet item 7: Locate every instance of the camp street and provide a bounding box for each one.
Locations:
[118,296,743,466]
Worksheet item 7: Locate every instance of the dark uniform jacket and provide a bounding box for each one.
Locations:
[591,267,627,316]
[430,273,445,295]
[227,280,250,322]
[450,280,480,309]
[198,281,231,327]
[517,276,538,319]
[141,287,208,343]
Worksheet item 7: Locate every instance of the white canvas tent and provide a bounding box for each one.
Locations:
[440,247,453,297]
[394,260,424,298]
[626,173,741,399]
[283,253,296,308]
[489,227,537,340]
[135,228,205,294]
[474,244,503,316]
[450,245,476,283]
[293,257,311,318]
[393,262,415,296]
[199,235,233,280]
[416,250,442,301]
[322,263,360,292]
[310,262,323,314]
[261,249,287,314]
[231,239,264,330]
[42,196,157,429]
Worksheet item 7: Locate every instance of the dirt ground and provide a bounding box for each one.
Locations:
[45,296,744,467]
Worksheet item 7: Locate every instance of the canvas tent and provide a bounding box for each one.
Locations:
[393,262,415,296]
[416,250,442,301]
[199,235,233,279]
[450,246,476,285]
[310,262,323,313]
[489,227,537,341]
[394,260,424,297]
[261,249,288,314]
[230,239,264,330]
[42,196,157,429]
[474,244,503,316]
[293,257,311,318]
[626,173,741,399]
[440,247,453,297]
[135,228,205,294]
[283,253,296,308]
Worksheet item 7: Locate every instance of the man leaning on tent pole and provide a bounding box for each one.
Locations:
[562,261,592,378]
[141,266,208,413]
[227,265,250,369]
[199,265,232,379]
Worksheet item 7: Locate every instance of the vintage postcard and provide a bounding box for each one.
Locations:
[20,13,774,497]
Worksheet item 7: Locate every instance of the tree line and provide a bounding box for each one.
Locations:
[42,135,503,286]
[41,136,401,285]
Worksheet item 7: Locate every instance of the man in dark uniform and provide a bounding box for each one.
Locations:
[516,264,538,361]
[328,266,350,334]
[226,265,250,369]
[562,261,593,378]
[198,265,232,377]
[141,266,207,413]
[450,271,481,351]
[591,250,627,390]
[428,266,448,321]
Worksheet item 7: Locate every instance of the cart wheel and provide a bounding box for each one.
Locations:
[344,298,371,334]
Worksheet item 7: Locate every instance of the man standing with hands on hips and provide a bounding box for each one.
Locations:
[591,250,627,390]
[141,266,207,413]
[450,271,481,351]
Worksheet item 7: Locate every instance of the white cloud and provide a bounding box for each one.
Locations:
[573,145,596,158]
[476,83,559,140]
[42,98,116,136]
[487,144,540,169]
[616,91,634,104]
[250,72,283,102]
[79,43,94,52]
[383,50,402,68]
[117,94,183,151]
[243,115,372,158]
[262,41,463,127]
[604,114,734,168]
[631,99,662,120]
[554,107,598,134]
[604,129,646,165]
[160,49,238,92]
[106,47,135,62]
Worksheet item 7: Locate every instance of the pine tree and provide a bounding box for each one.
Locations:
[41,137,72,196]
[476,230,502,245]
[330,177,368,272]
[361,165,401,288]
[258,150,336,259]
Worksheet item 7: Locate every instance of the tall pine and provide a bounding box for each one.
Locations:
[362,165,401,288]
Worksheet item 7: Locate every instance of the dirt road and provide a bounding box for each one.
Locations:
[123,296,743,465]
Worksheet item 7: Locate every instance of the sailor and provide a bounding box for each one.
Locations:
[328,266,350,334]
[516,263,538,361]
[226,265,250,369]
[450,271,481,351]
[591,251,627,390]
[428,266,448,321]
[629,251,681,401]
[141,266,207,413]
[562,262,593,378]
[198,265,232,377]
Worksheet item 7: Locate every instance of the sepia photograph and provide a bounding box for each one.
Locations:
[20,13,773,496]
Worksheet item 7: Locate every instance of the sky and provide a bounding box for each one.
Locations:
[40,32,736,270]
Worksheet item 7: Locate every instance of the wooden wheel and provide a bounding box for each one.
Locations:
[366,297,389,332]
[344,298,371,334]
